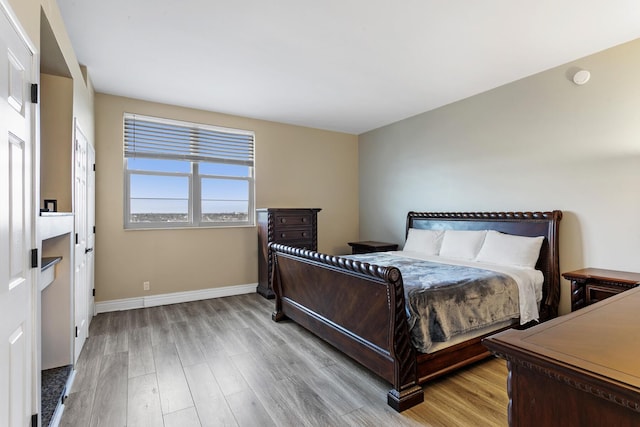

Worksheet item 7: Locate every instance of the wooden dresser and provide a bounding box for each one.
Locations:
[484,287,640,427]
[256,208,320,299]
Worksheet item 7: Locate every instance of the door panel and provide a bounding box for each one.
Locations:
[9,325,26,427]
[9,135,24,281]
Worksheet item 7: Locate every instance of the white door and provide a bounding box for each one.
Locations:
[0,4,35,426]
[86,143,95,324]
[73,122,88,362]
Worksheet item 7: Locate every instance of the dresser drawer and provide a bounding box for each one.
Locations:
[275,227,313,242]
[273,213,314,228]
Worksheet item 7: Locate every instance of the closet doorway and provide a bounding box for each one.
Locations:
[73,121,95,363]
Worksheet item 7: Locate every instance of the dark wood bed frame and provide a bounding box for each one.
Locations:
[270,211,562,412]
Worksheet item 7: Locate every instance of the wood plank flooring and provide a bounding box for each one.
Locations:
[60,293,508,426]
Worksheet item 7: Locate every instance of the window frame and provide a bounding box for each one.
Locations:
[123,114,255,230]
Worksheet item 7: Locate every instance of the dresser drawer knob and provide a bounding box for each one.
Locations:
[302,232,307,237]
[280,233,286,238]
[280,218,286,223]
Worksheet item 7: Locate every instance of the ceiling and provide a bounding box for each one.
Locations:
[56,1,640,135]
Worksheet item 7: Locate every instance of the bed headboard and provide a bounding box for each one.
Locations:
[406,211,563,321]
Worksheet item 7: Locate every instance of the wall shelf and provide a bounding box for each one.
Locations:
[39,212,73,240]
[40,256,62,291]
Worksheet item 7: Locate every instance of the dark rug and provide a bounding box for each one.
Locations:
[41,365,72,427]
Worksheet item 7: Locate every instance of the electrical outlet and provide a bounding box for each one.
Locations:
[143,281,150,291]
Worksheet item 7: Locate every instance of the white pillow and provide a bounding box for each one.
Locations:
[439,230,487,260]
[475,230,544,268]
[403,229,444,255]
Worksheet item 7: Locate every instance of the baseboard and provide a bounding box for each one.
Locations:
[94,283,258,314]
[46,367,76,427]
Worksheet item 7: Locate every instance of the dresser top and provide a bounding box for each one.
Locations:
[256,208,321,213]
[485,287,640,390]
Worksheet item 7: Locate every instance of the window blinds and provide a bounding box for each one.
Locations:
[124,113,254,166]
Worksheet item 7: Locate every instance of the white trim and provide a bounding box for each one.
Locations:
[94,283,258,314]
[47,368,76,427]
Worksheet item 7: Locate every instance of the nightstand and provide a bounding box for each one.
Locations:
[563,268,640,311]
[347,241,398,255]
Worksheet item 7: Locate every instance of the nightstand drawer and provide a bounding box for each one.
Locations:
[586,284,624,305]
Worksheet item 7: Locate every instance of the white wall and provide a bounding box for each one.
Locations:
[359,38,640,315]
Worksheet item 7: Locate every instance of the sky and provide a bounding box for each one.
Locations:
[128,158,249,215]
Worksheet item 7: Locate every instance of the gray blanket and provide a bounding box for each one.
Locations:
[344,253,519,353]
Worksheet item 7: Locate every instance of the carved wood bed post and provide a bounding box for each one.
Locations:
[539,210,562,320]
[271,253,285,322]
[385,266,424,410]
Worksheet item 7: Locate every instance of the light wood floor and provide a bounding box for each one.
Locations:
[60,293,509,427]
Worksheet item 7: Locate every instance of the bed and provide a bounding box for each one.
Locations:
[269,210,562,412]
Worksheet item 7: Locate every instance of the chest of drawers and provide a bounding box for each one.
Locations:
[484,288,640,426]
[257,208,321,298]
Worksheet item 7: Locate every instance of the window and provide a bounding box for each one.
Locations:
[123,113,255,229]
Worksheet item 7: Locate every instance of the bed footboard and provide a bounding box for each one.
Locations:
[269,243,424,412]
